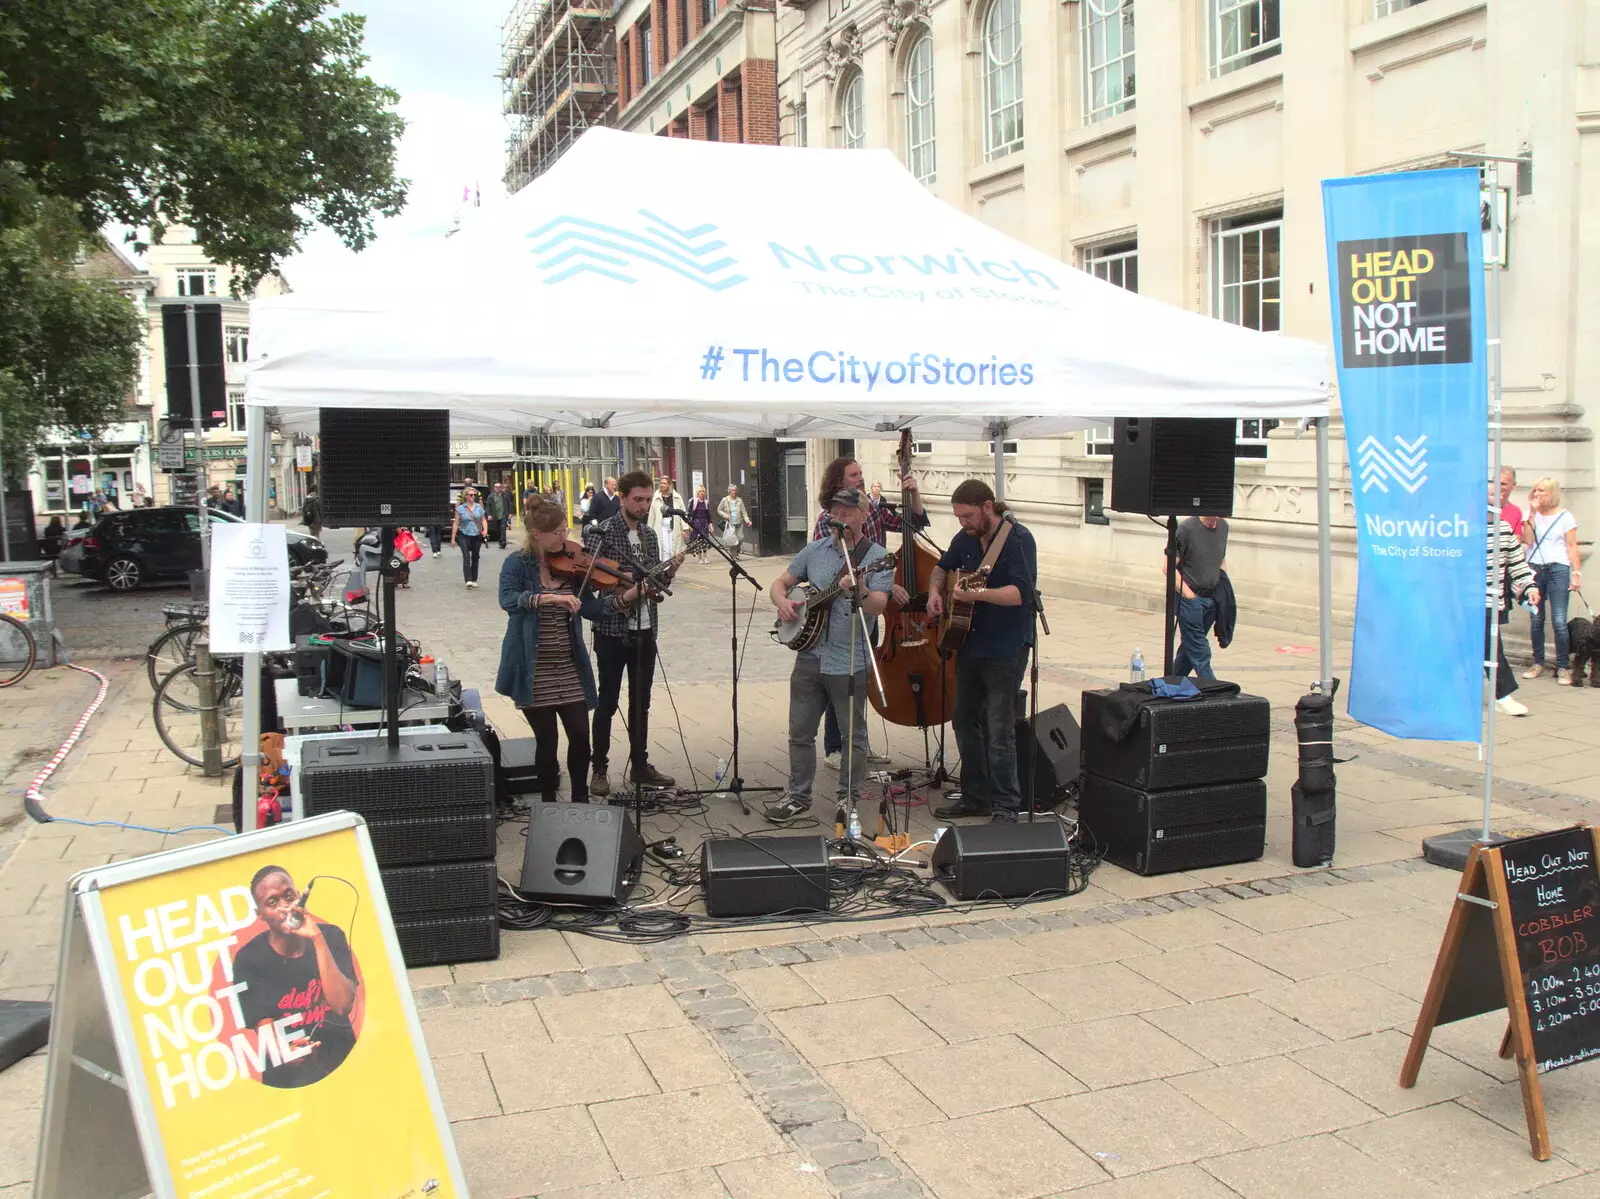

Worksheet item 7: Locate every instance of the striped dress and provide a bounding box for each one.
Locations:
[1487,516,1536,610]
[527,583,586,708]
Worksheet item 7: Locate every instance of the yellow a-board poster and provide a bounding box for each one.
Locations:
[35,812,466,1199]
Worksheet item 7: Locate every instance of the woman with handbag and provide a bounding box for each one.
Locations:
[688,486,712,563]
[717,484,749,559]
[451,486,488,589]
[1521,477,1582,683]
[495,498,609,803]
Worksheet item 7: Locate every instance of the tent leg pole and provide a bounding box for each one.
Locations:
[1482,158,1506,846]
[239,403,270,834]
[992,422,1006,501]
[1316,417,1334,695]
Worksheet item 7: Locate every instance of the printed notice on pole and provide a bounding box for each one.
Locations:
[208,522,290,652]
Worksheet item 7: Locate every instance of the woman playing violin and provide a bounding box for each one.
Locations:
[494,497,618,804]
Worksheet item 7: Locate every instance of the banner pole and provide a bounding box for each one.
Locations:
[1482,157,1505,845]
[238,401,271,834]
[1316,416,1334,694]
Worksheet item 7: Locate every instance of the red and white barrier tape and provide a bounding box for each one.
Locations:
[24,663,109,819]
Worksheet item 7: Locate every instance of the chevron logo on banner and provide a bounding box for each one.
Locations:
[525,211,748,290]
[1357,434,1429,494]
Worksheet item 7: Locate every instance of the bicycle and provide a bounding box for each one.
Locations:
[152,658,245,770]
[0,612,37,687]
[146,601,207,690]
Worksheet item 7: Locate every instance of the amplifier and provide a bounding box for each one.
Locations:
[496,737,544,798]
[1080,689,1270,790]
[379,860,498,919]
[300,735,494,819]
[702,835,829,917]
[363,809,497,866]
[393,912,500,967]
[1078,774,1267,876]
[930,821,1071,900]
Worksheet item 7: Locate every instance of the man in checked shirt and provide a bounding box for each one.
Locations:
[811,456,928,768]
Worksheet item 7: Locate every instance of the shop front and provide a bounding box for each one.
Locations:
[29,423,153,518]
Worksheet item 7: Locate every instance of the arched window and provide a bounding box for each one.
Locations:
[841,73,865,148]
[903,32,936,183]
[982,0,1023,159]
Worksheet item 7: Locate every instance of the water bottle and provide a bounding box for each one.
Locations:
[713,757,728,800]
[848,810,862,840]
[1130,647,1145,683]
[435,663,450,699]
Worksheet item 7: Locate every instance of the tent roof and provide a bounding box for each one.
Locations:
[247,129,1329,439]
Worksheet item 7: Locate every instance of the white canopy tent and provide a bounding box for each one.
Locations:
[237,128,1337,829]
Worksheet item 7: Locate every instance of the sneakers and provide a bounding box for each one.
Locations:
[432,550,442,559]
[1522,664,1547,680]
[868,749,891,765]
[590,771,611,797]
[631,763,677,788]
[1557,668,1574,685]
[465,580,477,589]
[764,795,811,823]
[823,751,841,771]
[934,798,990,819]
[1496,695,1530,717]
[990,810,1019,824]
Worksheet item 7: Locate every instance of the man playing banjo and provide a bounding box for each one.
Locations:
[766,488,892,826]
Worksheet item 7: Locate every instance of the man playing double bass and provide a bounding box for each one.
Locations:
[925,480,1039,823]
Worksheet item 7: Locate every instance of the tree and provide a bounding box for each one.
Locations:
[0,168,142,479]
[0,0,407,286]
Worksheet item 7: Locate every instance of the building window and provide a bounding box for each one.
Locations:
[228,390,247,433]
[1212,211,1282,456]
[1083,240,1138,292]
[676,0,687,52]
[912,440,933,455]
[705,102,719,142]
[982,0,1024,159]
[1084,478,1110,524]
[796,102,808,147]
[702,0,716,25]
[640,18,653,84]
[904,32,936,184]
[1374,0,1424,14]
[841,74,865,149]
[1085,426,1115,456]
[225,325,250,364]
[1209,0,1279,77]
[1082,0,1135,124]
[987,439,1020,455]
[175,268,216,297]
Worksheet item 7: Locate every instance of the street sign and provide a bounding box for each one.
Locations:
[157,434,186,472]
[183,445,248,463]
[295,443,314,472]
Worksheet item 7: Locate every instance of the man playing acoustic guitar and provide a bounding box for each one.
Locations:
[767,488,892,826]
[926,480,1039,823]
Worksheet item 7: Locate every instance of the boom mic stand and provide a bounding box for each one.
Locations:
[610,542,674,841]
[834,526,889,843]
[678,523,781,815]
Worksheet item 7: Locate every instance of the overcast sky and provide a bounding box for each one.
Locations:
[283,0,512,291]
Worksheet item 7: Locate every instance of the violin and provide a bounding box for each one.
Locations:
[544,539,630,591]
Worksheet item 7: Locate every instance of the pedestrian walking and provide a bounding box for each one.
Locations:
[688,486,712,562]
[486,481,511,550]
[1492,488,1541,716]
[1521,477,1582,684]
[585,477,619,530]
[452,486,487,588]
[496,497,607,804]
[1499,466,1524,538]
[717,484,750,558]
[1168,513,1230,681]
[300,489,322,540]
[579,484,595,522]
[648,477,686,563]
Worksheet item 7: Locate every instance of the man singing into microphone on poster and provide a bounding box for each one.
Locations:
[227,864,362,1088]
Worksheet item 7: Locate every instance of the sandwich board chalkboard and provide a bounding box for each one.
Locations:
[1401,824,1600,1161]
[33,811,468,1198]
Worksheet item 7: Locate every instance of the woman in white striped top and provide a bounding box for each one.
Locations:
[1488,503,1541,717]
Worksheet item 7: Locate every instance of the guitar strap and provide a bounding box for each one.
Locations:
[977,519,1013,575]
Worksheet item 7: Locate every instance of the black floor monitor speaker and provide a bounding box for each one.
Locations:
[930,821,1071,900]
[1078,774,1267,876]
[1110,418,1236,516]
[1018,701,1081,804]
[319,408,450,526]
[519,803,645,905]
[1080,689,1270,790]
[702,835,830,917]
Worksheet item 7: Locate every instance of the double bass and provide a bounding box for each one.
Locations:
[870,431,957,729]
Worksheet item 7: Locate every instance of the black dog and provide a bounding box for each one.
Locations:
[1568,616,1600,686]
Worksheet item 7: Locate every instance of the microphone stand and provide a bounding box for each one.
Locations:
[833,524,888,842]
[677,516,780,815]
[611,542,669,841]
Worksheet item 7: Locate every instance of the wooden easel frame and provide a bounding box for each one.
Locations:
[1399,831,1600,1161]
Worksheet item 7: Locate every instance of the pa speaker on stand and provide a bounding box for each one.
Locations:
[319,408,451,527]
[1110,418,1235,517]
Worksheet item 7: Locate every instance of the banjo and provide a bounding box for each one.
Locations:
[773,552,899,652]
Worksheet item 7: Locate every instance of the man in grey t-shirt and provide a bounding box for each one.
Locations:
[1169,515,1228,680]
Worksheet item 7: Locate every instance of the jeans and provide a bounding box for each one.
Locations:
[523,701,590,802]
[951,646,1030,814]
[1530,562,1571,668]
[1172,594,1218,681]
[1487,610,1517,699]
[458,534,483,582]
[592,630,656,776]
[787,657,868,809]
[427,525,442,554]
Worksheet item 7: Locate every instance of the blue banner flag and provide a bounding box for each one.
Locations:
[1322,169,1488,740]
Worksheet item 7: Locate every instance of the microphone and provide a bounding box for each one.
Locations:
[663,506,695,520]
[825,518,848,531]
[283,879,316,930]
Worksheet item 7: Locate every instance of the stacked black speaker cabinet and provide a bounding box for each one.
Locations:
[300,734,500,965]
[318,408,451,527]
[1109,418,1236,516]
[1077,688,1270,876]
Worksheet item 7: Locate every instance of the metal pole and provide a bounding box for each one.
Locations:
[1163,516,1179,676]
[992,422,1006,500]
[185,304,210,570]
[1316,417,1334,694]
[1481,158,1505,845]
[238,402,271,832]
[0,411,11,563]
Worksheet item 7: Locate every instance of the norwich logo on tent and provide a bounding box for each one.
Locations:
[526,211,747,289]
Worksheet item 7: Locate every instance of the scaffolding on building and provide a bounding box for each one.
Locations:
[501,0,618,194]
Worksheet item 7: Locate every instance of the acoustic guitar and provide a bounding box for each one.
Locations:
[937,568,987,654]
[772,553,899,652]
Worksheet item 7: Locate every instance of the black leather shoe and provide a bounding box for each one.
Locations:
[632,763,677,788]
[934,799,990,819]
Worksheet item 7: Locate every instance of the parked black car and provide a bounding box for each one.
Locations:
[76,507,327,591]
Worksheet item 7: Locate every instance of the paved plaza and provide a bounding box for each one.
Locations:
[3,539,1599,1197]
